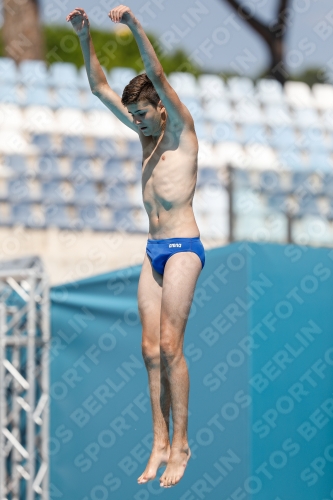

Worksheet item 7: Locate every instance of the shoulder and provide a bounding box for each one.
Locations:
[165,113,198,147]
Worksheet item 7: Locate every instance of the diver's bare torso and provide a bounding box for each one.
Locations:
[139,117,200,240]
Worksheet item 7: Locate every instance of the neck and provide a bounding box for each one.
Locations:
[152,117,166,144]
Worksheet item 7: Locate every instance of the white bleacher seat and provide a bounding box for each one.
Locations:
[293,108,321,128]
[19,60,48,87]
[244,144,278,170]
[0,57,18,84]
[210,121,239,143]
[54,108,86,135]
[240,124,269,145]
[234,213,287,242]
[181,96,204,121]
[113,120,138,140]
[83,91,107,111]
[307,151,333,171]
[214,141,248,168]
[0,84,20,105]
[78,65,92,90]
[0,104,23,130]
[84,110,119,138]
[108,67,137,96]
[197,74,227,102]
[204,99,232,122]
[0,130,38,154]
[269,125,297,149]
[194,212,229,239]
[23,86,53,108]
[321,109,333,131]
[263,104,292,126]
[22,106,56,134]
[255,78,284,105]
[284,81,315,108]
[167,72,199,98]
[193,121,210,141]
[300,127,328,151]
[194,184,228,212]
[48,62,79,88]
[277,148,304,170]
[227,77,254,99]
[233,188,263,215]
[197,140,220,167]
[234,98,263,123]
[293,216,333,246]
[193,189,229,239]
[54,87,82,109]
[127,182,143,205]
[312,83,333,110]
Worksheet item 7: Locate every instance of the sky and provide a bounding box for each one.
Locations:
[31,0,333,78]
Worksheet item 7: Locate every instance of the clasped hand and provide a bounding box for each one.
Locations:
[66,4,136,34]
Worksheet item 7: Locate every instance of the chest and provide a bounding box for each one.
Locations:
[140,130,197,209]
[142,150,188,205]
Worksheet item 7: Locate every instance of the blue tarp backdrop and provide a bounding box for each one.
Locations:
[49,241,333,500]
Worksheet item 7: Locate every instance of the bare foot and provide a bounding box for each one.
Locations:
[159,445,191,487]
[137,444,171,484]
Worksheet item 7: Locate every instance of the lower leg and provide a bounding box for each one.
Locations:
[160,349,191,487]
[138,352,171,483]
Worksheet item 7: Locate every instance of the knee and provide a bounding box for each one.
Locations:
[160,336,182,366]
[141,339,160,367]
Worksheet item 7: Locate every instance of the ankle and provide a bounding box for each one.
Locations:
[171,438,189,451]
[153,440,170,450]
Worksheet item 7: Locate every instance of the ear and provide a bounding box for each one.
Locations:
[158,100,166,113]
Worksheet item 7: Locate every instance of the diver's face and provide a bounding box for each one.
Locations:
[127,99,164,136]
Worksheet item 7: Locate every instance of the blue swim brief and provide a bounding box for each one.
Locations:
[146,236,205,275]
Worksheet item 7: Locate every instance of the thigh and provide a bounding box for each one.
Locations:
[160,251,202,345]
[138,252,163,345]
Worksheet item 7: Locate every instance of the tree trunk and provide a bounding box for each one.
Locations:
[222,0,290,85]
[269,35,287,84]
[2,0,45,63]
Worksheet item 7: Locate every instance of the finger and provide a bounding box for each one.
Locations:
[117,6,126,21]
[119,6,130,21]
[69,9,81,18]
[116,7,123,22]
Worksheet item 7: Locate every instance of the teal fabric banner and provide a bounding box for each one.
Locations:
[49,242,333,500]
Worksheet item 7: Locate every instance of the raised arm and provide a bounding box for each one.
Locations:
[66,7,138,133]
[108,5,194,130]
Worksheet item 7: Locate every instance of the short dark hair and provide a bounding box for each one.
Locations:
[121,73,161,108]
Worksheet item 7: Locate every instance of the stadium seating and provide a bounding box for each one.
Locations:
[0,57,332,244]
[0,58,18,84]
[19,60,49,87]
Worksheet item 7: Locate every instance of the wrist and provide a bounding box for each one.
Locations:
[78,31,90,42]
[127,17,139,29]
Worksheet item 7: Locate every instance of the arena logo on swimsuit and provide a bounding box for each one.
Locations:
[169,243,182,248]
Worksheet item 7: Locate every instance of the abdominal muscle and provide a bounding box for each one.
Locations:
[145,202,200,240]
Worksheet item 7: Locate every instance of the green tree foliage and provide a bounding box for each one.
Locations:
[42,24,201,76]
[0,25,328,86]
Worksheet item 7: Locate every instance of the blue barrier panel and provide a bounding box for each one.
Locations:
[249,243,333,500]
[50,242,333,500]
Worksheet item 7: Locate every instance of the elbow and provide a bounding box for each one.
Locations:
[92,82,108,96]
[91,86,100,96]
[147,66,164,82]
[92,84,105,97]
